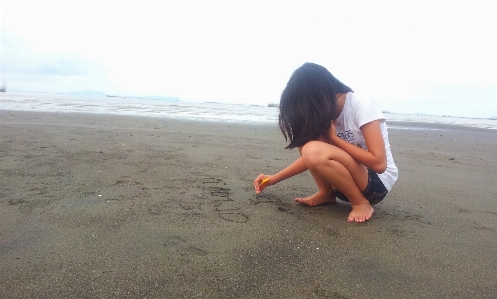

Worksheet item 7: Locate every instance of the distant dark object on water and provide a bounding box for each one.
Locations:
[268,103,279,108]
[0,81,6,92]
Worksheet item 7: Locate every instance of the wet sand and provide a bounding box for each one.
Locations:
[1,110,496,298]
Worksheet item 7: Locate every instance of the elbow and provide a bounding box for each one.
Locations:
[371,160,387,174]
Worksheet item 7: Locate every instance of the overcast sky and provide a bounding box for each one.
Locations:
[1,1,496,118]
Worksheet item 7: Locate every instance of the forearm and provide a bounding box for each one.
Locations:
[271,157,308,184]
[332,136,386,173]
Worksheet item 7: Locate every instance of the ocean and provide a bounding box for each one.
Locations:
[1,92,497,130]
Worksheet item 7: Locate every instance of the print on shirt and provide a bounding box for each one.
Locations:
[337,130,363,148]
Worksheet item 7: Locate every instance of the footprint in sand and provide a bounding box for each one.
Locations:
[217,212,249,223]
[163,236,207,256]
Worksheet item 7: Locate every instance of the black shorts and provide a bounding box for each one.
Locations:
[333,169,388,205]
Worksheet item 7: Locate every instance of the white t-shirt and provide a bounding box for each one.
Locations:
[334,92,398,191]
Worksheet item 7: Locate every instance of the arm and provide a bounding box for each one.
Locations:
[270,156,308,184]
[329,120,387,173]
[254,157,308,193]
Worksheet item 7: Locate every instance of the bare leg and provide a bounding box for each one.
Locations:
[295,168,336,206]
[295,144,336,206]
[300,141,373,223]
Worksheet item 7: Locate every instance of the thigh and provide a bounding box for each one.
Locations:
[302,140,369,191]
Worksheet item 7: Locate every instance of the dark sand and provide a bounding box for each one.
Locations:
[1,110,496,298]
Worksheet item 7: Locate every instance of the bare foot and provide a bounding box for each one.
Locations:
[347,203,374,223]
[295,191,336,207]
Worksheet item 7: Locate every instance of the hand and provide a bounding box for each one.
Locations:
[326,121,338,145]
[253,174,272,194]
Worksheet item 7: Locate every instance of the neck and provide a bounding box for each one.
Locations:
[336,93,345,116]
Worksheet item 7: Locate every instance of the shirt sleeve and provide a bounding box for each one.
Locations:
[355,97,385,128]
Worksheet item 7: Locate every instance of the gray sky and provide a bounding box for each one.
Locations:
[1,1,496,118]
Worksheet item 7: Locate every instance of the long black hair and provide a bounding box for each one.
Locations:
[279,62,353,149]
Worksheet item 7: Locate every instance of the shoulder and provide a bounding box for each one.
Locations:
[347,93,379,109]
[346,93,385,126]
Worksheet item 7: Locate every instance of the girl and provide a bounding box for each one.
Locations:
[253,63,398,223]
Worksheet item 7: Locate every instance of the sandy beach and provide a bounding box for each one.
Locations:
[1,110,496,298]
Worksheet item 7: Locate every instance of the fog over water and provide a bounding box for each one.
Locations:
[1,1,496,120]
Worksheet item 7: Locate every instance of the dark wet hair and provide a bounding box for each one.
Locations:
[278,62,353,149]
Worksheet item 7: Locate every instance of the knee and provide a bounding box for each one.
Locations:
[301,141,328,169]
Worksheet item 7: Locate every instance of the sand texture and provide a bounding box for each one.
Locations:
[1,111,496,298]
